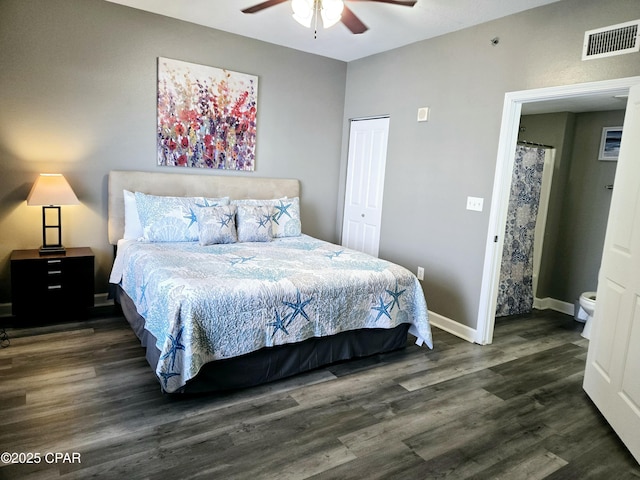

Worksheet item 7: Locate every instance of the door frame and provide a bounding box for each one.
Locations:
[476,76,640,345]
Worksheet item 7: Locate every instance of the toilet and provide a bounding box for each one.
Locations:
[577,291,597,340]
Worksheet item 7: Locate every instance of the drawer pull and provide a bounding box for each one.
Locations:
[48,270,62,275]
[47,259,62,264]
[48,285,62,290]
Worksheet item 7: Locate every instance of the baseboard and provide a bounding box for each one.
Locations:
[428,300,576,345]
[0,293,114,318]
[533,297,575,316]
[428,310,477,344]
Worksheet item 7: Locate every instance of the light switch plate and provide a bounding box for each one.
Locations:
[417,107,429,122]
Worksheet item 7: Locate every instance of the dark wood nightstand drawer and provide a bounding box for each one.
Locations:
[11,247,95,322]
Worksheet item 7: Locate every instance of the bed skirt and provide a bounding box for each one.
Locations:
[116,286,410,394]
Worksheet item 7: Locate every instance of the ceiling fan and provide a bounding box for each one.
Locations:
[241,0,417,35]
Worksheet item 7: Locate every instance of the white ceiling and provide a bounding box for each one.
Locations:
[105,0,565,62]
[104,0,629,114]
[521,92,629,114]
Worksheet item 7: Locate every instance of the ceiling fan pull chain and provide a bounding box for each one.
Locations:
[314,0,319,39]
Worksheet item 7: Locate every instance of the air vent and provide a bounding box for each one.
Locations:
[582,19,640,60]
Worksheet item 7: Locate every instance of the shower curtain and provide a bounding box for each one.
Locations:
[496,144,546,317]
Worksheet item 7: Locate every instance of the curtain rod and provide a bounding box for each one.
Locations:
[517,140,554,149]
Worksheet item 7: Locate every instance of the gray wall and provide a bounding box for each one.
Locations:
[0,0,347,302]
[1,0,639,333]
[341,0,640,329]
[552,110,623,302]
[518,112,576,301]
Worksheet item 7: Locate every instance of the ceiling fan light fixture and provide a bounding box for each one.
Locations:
[321,0,344,28]
[292,0,344,30]
[243,0,416,36]
[292,0,314,27]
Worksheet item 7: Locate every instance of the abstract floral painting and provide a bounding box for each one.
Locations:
[157,57,258,170]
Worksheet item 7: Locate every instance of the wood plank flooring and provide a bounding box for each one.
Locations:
[0,309,639,479]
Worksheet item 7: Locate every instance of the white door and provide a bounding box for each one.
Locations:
[341,117,389,257]
[583,83,640,463]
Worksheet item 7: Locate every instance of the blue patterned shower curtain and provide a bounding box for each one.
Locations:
[496,145,546,317]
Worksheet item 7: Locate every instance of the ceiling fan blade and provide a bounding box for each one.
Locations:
[341,5,368,34]
[241,0,289,14]
[347,0,417,6]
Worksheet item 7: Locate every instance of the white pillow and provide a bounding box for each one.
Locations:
[195,205,238,245]
[135,192,230,242]
[232,197,301,238]
[272,197,301,237]
[123,190,143,240]
[236,204,274,243]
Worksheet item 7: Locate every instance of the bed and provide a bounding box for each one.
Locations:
[108,170,432,394]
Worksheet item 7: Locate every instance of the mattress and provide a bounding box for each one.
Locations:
[110,235,432,393]
[117,285,411,394]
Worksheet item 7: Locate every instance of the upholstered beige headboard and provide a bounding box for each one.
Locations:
[108,170,300,245]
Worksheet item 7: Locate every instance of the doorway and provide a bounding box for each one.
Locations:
[476,76,640,345]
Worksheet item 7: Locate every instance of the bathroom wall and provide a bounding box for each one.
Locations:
[519,109,625,307]
[518,112,575,301]
[554,110,623,303]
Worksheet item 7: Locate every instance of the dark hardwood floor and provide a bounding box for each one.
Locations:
[0,310,638,479]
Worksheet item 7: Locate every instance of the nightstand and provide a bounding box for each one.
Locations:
[10,247,95,322]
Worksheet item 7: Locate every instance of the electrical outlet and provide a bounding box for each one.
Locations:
[466,196,484,212]
[417,266,424,281]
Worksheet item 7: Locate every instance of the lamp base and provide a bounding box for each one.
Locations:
[39,245,66,255]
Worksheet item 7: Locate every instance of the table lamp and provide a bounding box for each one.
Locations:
[26,173,80,255]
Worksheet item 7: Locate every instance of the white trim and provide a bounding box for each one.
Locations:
[533,297,575,316]
[0,303,10,318]
[350,115,391,122]
[476,94,522,345]
[428,310,477,344]
[477,76,640,346]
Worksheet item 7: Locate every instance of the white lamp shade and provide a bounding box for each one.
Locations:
[27,174,80,206]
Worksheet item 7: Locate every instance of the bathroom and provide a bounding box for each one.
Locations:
[496,105,626,334]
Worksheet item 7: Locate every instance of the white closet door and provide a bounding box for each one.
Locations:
[341,117,389,257]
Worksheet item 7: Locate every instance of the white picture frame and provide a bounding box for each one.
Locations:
[599,126,623,161]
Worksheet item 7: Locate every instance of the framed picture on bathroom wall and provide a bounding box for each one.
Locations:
[598,126,623,161]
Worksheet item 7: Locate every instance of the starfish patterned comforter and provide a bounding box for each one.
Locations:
[111,234,432,393]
